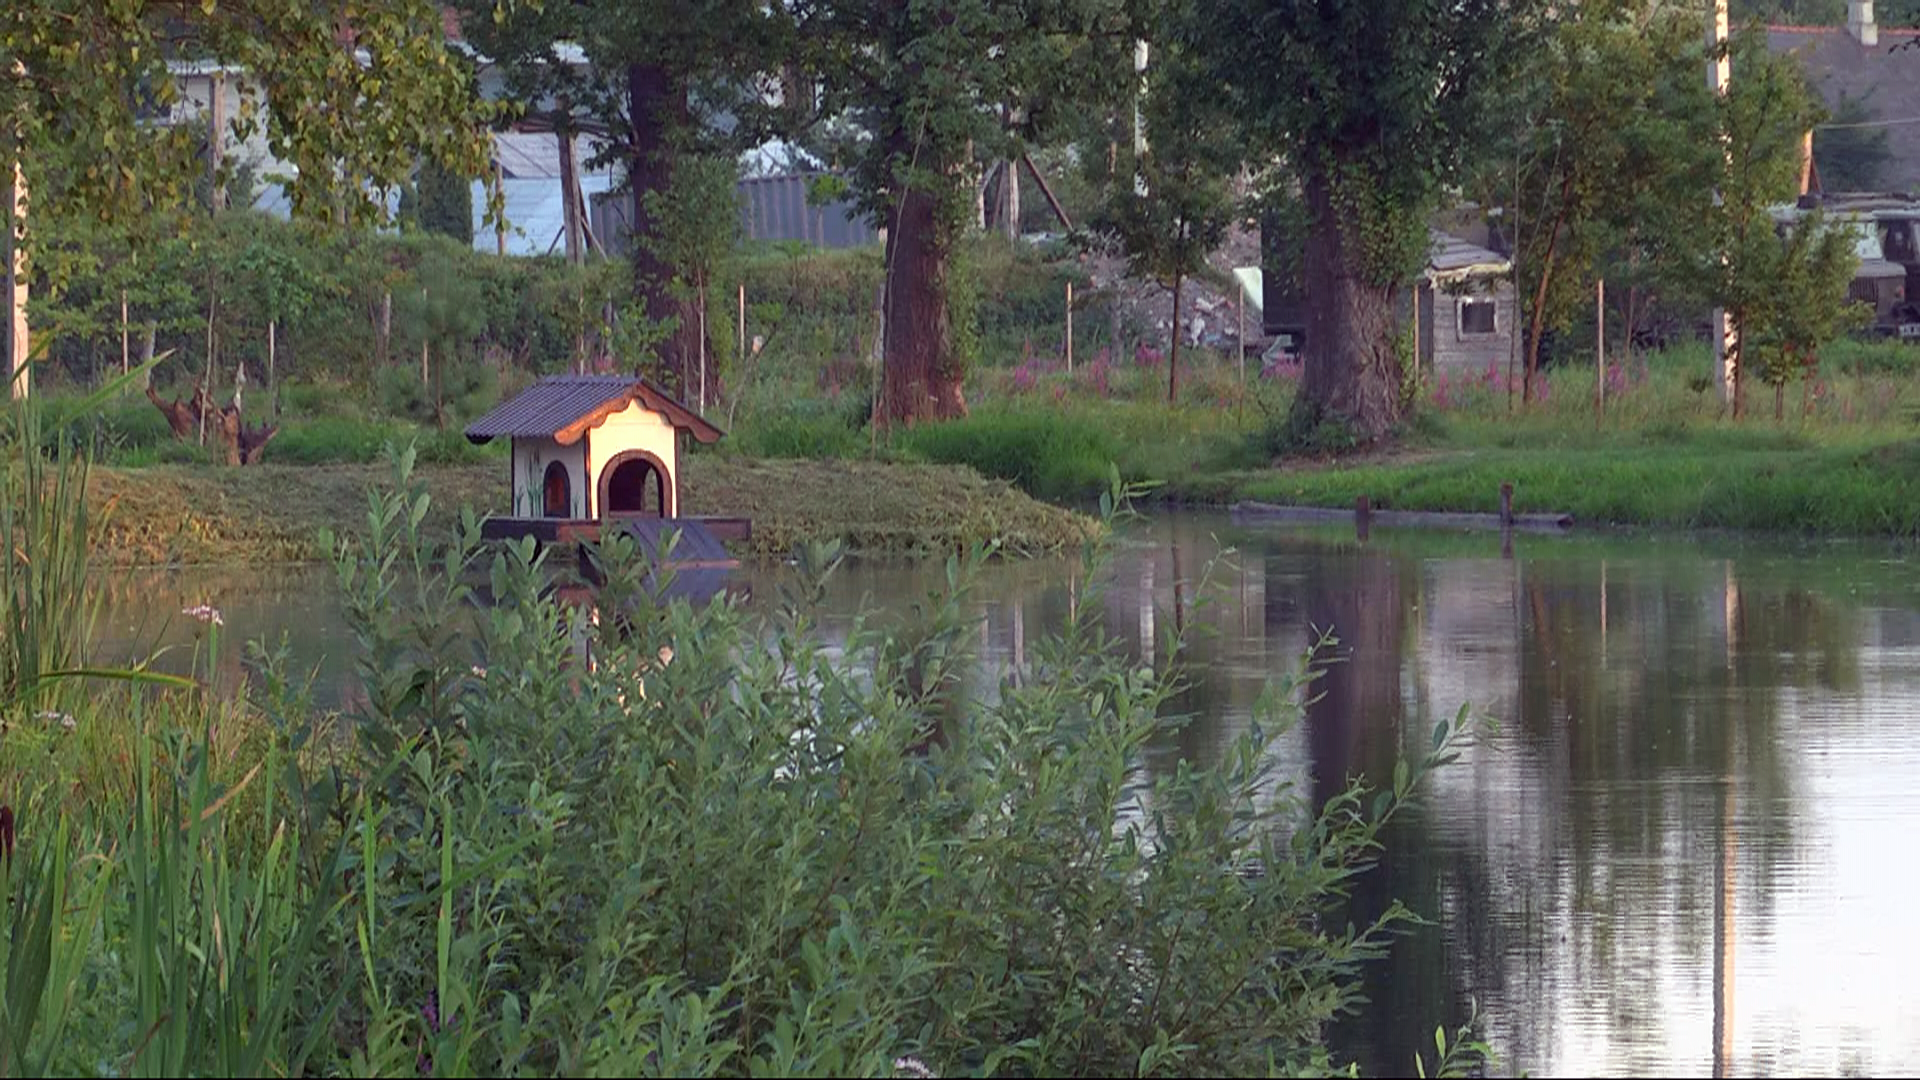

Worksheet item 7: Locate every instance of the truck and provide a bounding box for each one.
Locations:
[1776,194,1920,342]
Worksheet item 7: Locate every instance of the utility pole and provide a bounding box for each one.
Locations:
[1709,0,1737,405]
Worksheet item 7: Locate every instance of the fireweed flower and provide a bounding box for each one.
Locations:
[182,604,225,626]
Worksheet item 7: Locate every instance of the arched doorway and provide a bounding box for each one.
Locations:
[599,451,671,517]
[541,461,572,518]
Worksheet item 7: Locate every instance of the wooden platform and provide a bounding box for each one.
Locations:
[480,514,750,551]
[1229,500,1575,534]
[478,515,747,605]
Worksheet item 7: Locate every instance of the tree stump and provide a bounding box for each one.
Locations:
[211,405,277,466]
[145,384,208,440]
[147,386,274,464]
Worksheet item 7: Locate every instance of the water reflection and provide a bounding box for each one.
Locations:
[94,519,1920,1076]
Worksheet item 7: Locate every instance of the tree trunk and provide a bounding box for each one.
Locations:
[1168,270,1182,405]
[210,403,277,465]
[1730,330,1746,420]
[146,385,201,439]
[1298,166,1401,442]
[1774,379,1784,422]
[626,62,701,394]
[879,182,967,426]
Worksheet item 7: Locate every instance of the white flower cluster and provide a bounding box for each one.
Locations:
[182,604,225,626]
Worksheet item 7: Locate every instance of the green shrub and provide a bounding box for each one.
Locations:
[1826,338,1920,376]
[729,408,868,459]
[269,417,404,464]
[896,407,1124,501]
[280,379,369,420]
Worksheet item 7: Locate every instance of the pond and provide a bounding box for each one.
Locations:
[95,513,1920,1077]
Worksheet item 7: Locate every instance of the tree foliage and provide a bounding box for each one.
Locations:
[1696,32,1844,419]
[1751,210,1871,419]
[3,0,496,234]
[400,159,477,245]
[1478,1,1721,400]
[1091,4,1239,405]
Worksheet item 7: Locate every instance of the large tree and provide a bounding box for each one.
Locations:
[803,0,1129,426]
[1199,1,1545,442]
[453,1,790,396]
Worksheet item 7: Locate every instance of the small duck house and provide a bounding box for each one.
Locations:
[464,375,729,533]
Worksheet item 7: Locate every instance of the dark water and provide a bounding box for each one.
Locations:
[97,516,1920,1077]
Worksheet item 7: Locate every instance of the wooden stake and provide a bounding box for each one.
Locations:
[1237,284,1245,386]
[1065,280,1074,373]
[1021,153,1074,231]
[1596,278,1606,426]
[5,138,26,400]
[738,283,746,364]
[121,289,130,375]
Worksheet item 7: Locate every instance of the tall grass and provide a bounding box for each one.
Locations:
[0,397,98,714]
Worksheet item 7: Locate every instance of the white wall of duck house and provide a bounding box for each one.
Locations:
[511,435,588,519]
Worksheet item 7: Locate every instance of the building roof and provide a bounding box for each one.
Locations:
[1427,231,1510,285]
[1768,26,1920,194]
[465,375,725,446]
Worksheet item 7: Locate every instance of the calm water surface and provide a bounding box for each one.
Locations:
[98,515,1920,1077]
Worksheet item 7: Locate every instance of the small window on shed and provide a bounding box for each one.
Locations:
[1459,298,1498,337]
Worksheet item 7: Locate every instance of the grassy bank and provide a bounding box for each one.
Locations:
[86,454,1095,566]
[1212,342,1920,536]
[851,339,1920,538]
[1227,435,1920,536]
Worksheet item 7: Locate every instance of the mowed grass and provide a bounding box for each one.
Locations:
[85,454,1095,566]
[1235,434,1920,536]
[1126,341,1920,537]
